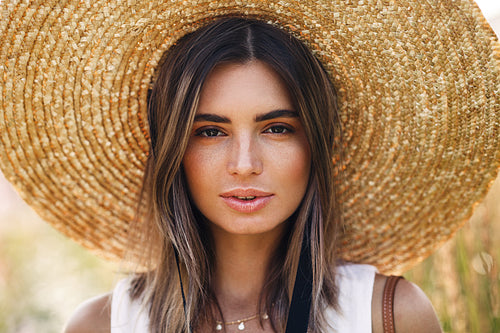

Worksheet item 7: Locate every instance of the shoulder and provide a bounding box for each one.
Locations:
[63,293,112,333]
[372,274,442,333]
[392,277,442,332]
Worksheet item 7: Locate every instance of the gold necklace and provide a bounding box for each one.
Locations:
[215,312,269,331]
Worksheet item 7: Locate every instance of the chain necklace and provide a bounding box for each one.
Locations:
[215,312,269,331]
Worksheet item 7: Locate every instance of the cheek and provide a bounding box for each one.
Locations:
[271,139,311,195]
[182,143,227,214]
[292,135,311,176]
[292,149,311,191]
[293,144,311,177]
[182,145,211,197]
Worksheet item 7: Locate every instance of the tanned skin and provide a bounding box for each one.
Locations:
[65,273,442,333]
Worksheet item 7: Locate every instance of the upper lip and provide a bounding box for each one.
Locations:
[220,189,273,198]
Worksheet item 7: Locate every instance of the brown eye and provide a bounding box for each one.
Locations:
[264,125,293,134]
[196,127,226,137]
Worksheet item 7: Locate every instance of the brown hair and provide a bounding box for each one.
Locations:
[131,17,342,332]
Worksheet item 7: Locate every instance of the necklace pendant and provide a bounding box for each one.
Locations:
[238,322,245,330]
[215,323,223,331]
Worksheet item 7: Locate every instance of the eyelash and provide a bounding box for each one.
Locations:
[263,124,294,134]
[194,124,295,137]
[195,128,226,137]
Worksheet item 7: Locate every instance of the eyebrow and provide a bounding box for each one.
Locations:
[255,109,298,122]
[193,113,230,123]
[193,109,298,123]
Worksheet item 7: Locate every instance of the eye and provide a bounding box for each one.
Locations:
[196,127,226,137]
[264,125,293,134]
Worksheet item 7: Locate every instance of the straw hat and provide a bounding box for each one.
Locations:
[0,0,499,274]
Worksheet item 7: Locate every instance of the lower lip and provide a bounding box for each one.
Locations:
[221,195,273,213]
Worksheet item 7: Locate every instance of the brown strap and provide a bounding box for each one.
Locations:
[382,275,403,333]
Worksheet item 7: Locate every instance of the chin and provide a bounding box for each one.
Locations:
[209,217,287,236]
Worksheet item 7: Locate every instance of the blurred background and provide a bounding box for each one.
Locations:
[1,1,500,332]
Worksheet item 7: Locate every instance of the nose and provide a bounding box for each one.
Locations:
[226,134,263,176]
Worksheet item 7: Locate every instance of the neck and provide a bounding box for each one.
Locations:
[210,223,286,316]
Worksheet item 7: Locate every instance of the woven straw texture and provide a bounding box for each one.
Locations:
[0,0,499,274]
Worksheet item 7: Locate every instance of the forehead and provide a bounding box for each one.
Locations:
[197,60,294,116]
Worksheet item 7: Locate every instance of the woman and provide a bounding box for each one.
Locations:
[0,1,498,333]
[63,17,442,332]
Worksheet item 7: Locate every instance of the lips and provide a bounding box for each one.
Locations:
[220,189,274,213]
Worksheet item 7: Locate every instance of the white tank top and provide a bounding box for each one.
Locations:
[111,263,376,332]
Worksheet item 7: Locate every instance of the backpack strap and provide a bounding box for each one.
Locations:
[284,223,313,333]
[382,275,403,333]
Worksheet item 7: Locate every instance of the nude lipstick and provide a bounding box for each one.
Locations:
[220,189,273,213]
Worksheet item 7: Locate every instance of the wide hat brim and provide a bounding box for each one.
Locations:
[1,0,499,274]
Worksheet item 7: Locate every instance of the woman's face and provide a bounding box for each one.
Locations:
[183,60,311,236]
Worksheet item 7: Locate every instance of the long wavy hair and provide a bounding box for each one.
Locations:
[130,17,342,333]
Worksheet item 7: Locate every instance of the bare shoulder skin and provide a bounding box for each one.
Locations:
[372,273,442,333]
[64,293,111,333]
[64,273,442,333]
